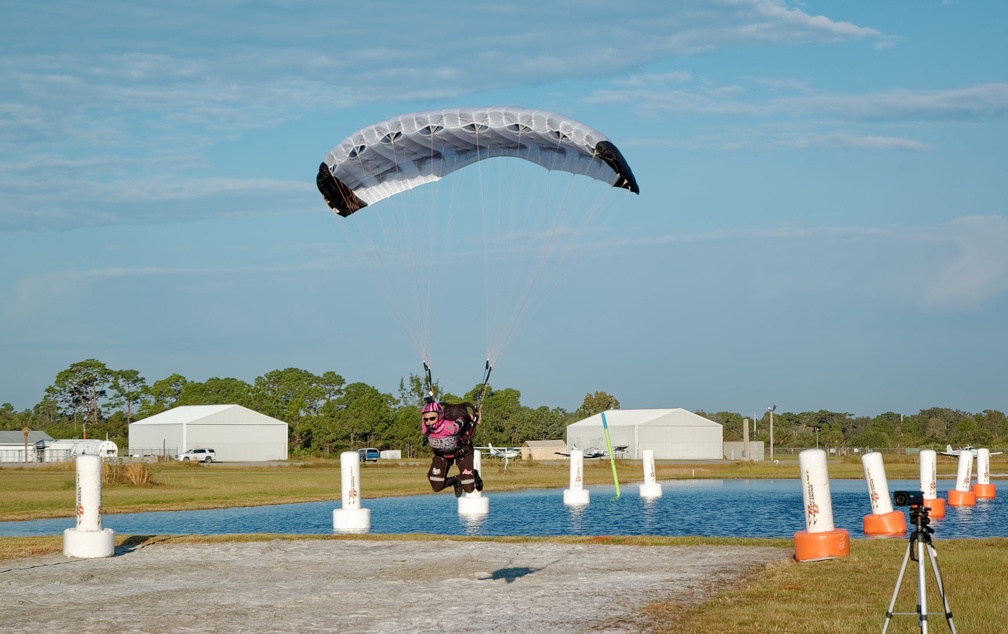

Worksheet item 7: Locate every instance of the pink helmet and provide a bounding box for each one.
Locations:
[421,401,443,434]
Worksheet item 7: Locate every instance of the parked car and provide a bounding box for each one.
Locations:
[176,448,217,463]
[357,448,380,462]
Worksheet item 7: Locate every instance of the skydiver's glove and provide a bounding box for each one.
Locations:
[421,434,429,447]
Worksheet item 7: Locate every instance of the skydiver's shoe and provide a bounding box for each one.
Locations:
[453,479,464,498]
[474,469,484,492]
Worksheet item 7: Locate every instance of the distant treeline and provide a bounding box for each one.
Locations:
[2,359,1005,457]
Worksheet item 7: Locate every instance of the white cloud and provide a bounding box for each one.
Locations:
[590,80,1008,122]
[920,216,1008,307]
[613,216,1008,309]
[786,133,930,151]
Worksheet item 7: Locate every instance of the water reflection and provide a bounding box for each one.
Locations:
[566,502,588,534]
[459,513,487,536]
[1,479,1004,539]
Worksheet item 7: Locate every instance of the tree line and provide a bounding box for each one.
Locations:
[2,359,1005,457]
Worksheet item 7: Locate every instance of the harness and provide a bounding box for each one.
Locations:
[421,360,489,458]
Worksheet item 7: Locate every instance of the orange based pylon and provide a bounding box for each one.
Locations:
[923,496,946,519]
[794,528,850,562]
[863,510,907,537]
[972,482,996,499]
[947,489,976,506]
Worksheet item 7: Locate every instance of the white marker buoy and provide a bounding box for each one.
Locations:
[63,455,115,558]
[860,452,906,537]
[794,449,849,562]
[948,450,976,507]
[638,449,662,498]
[919,449,946,518]
[459,450,489,515]
[563,449,589,505]
[973,448,996,499]
[333,451,371,532]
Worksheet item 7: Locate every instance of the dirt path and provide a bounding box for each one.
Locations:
[0,539,789,633]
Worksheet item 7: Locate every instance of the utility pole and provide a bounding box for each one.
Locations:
[768,405,776,462]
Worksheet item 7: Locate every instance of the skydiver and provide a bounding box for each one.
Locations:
[421,400,484,497]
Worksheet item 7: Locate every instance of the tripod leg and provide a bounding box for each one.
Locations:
[882,542,913,634]
[925,543,957,634]
[917,537,929,634]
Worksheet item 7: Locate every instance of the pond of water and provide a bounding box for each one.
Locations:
[2,479,1004,539]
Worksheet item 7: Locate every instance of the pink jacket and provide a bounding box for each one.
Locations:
[424,418,467,456]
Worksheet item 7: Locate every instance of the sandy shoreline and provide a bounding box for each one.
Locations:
[0,538,789,633]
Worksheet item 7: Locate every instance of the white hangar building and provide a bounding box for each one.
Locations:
[566,409,723,460]
[129,404,288,462]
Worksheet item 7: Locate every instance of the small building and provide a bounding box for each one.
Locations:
[38,439,118,462]
[129,404,288,462]
[521,440,567,461]
[723,441,765,461]
[0,430,54,463]
[566,409,723,460]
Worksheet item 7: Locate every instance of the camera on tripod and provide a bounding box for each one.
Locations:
[892,490,924,507]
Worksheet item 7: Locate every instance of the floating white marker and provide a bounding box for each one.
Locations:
[973,448,996,499]
[563,449,590,505]
[333,451,371,532]
[63,455,115,558]
[860,452,905,537]
[919,449,946,518]
[638,449,662,498]
[794,449,849,562]
[459,450,489,515]
[948,450,976,507]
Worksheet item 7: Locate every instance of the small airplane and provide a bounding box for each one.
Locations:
[555,445,629,459]
[938,445,1003,457]
[475,443,520,468]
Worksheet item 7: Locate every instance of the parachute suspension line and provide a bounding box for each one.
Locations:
[481,124,554,366]
[342,130,447,366]
[472,126,494,368]
[481,130,619,366]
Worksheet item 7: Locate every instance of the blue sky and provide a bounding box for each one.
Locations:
[2,1,1007,417]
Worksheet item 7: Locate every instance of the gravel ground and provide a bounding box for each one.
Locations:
[0,539,789,633]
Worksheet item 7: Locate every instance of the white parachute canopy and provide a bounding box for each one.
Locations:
[317,107,637,217]
[316,106,639,371]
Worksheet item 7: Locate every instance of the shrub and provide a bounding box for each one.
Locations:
[102,461,152,486]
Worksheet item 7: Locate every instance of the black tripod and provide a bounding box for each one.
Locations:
[882,503,956,634]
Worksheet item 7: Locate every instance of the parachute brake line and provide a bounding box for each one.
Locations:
[423,361,434,404]
[474,359,493,413]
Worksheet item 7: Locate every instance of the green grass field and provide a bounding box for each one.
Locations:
[2,457,1005,632]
